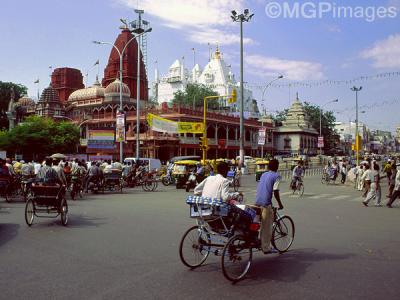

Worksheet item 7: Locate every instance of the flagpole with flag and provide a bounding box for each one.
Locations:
[86,59,99,87]
[34,78,40,100]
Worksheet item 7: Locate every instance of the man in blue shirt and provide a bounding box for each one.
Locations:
[255,159,284,254]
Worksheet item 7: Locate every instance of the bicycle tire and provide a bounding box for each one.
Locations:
[161,176,170,186]
[221,234,252,282]
[298,183,304,196]
[60,198,68,226]
[25,199,35,226]
[271,215,295,253]
[179,226,211,269]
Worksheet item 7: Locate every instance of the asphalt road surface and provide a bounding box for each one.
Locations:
[1,174,399,300]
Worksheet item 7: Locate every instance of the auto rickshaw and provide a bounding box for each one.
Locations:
[255,160,269,181]
[172,160,199,189]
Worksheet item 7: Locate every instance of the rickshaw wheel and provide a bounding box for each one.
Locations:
[151,180,158,191]
[179,226,211,269]
[233,178,240,192]
[60,198,68,226]
[221,234,252,282]
[142,180,150,191]
[25,199,35,226]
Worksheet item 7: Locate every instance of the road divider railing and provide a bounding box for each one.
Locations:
[279,167,324,180]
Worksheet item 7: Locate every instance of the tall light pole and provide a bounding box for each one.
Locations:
[131,10,150,160]
[351,86,362,165]
[319,99,338,155]
[260,75,283,158]
[231,9,254,168]
[93,25,151,163]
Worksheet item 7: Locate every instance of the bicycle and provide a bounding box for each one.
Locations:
[291,179,304,197]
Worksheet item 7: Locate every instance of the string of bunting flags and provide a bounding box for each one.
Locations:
[335,98,400,114]
[245,71,400,90]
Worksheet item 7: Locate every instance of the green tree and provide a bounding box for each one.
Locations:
[0,81,28,129]
[274,102,337,152]
[0,115,79,159]
[171,83,219,109]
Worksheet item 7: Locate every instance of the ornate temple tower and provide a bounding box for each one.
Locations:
[102,29,148,101]
[51,67,84,104]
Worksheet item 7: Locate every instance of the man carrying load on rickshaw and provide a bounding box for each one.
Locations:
[255,159,284,254]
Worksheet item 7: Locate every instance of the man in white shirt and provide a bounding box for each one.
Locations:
[194,161,238,202]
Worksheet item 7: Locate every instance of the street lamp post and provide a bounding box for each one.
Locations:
[351,86,362,165]
[319,99,338,155]
[260,75,283,158]
[130,10,151,160]
[231,9,253,169]
[93,26,151,163]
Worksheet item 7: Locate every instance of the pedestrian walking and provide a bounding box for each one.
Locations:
[387,162,397,198]
[363,164,382,207]
[387,162,400,208]
[340,161,347,184]
[361,164,371,197]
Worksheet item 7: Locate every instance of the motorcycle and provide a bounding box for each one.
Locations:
[70,177,83,200]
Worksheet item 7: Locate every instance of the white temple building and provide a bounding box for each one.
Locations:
[153,47,258,116]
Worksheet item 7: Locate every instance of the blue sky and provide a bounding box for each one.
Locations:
[1,0,399,132]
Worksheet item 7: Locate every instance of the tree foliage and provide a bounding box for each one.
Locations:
[274,102,338,152]
[0,81,28,129]
[0,115,80,159]
[171,83,219,109]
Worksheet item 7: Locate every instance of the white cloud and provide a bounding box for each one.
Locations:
[187,28,254,46]
[361,34,400,68]
[245,54,324,81]
[118,0,254,45]
[326,24,341,33]
[120,0,243,28]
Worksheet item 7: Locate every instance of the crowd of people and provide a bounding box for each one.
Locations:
[0,157,150,197]
[351,158,400,208]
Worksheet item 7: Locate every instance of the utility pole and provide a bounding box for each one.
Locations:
[351,86,362,165]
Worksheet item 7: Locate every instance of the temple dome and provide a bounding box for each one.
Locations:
[39,84,60,102]
[104,78,130,98]
[68,80,105,102]
[17,95,35,107]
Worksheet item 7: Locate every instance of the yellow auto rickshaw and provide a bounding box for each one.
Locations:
[172,160,199,189]
[255,160,269,181]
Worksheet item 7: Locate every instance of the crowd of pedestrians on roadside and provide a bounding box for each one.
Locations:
[351,158,400,208]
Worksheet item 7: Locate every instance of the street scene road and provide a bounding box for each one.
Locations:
[1,174,399,300]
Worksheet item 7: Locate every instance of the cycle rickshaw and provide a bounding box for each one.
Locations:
[24,182,68,226]
[179,195,295,282]
[103,169,123,193]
